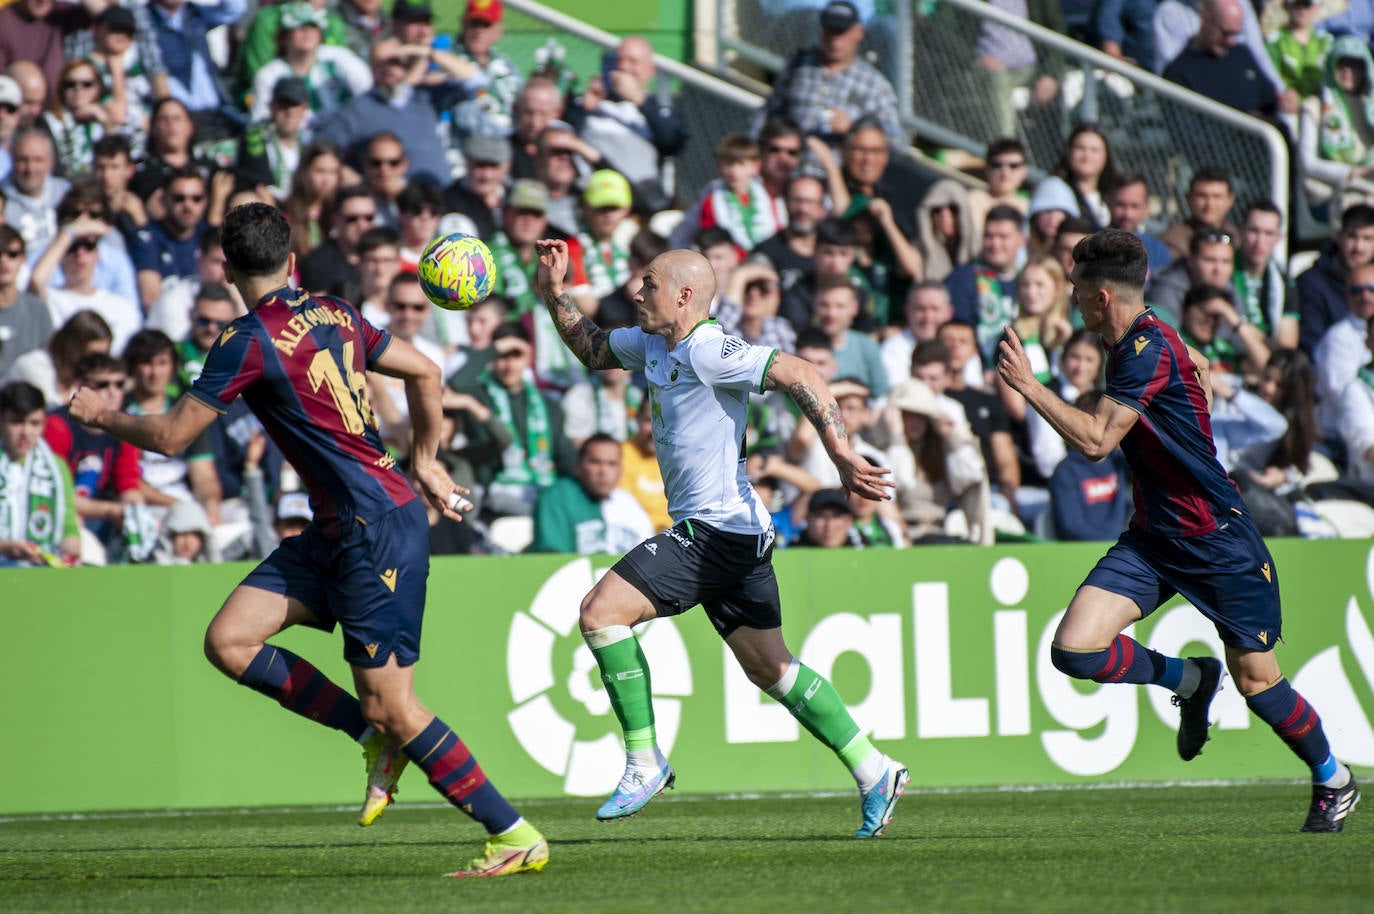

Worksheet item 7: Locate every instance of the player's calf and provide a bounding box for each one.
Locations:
[1050,635,1168,684]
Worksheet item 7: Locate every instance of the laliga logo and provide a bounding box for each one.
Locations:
[1288,544,1374,765]
[505,558,693,796]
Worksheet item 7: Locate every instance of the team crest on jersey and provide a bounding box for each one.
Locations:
[721,336,745,358]
[670,367,679,382]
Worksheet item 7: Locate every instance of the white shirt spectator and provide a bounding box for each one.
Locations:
[1315,314,1372,439]
[46,287,143,353]
[1339,369,1374,482]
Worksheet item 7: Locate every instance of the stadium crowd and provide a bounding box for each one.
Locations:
[1,0,1373,567]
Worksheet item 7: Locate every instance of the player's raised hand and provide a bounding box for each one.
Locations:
[996,326,1035,393]
[836,450,894,502]
[534,238,568,300]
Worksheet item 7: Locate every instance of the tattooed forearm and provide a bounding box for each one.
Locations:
[788,380,848,442]
[545,291,617,370]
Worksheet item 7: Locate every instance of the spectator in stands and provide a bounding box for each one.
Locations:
[967,138,1031,242]
[915,179,976,284]
[1301,35,1374,206]
[0,0,101,109]
[248,4,371,126]
[1159,167,1240,263]
[1026,178,1076,260]
[1339,311,1374,480]
[696,226,742,310]
[0,379,80,566]
[1032,123,1120,232]
[1148,225,1238,326]
[1051,216,1095,279]
[813,274,887,396]
[29,206,140,352]
[336,0,387,59]
[1107,171,1173,277]
[973,0,1064,141]
[795,326,840,384]
[153,496,216,564]
[131,165,209,311]
[1000,254,1073,411]
[138,0,247,140]
[884,377,992,544]
[618,397,669,532]
[0,227,49,377]
[757,0,904,149]
[355,225,401,324]
[171,281,235,387]
[314,36,479,188]
[938,316,993,391]
[92,135,145,249]
[234,0,346,102]
[1095,0,1160,71]
[843,192,923,325]
[1179,282,1272,375]
[447,0,523,144]
[569,34,686,211]
[127,98,210,212]
[0,76,23,182]
[719,259,796,351]
[237,77,311,205]
[790,486,862,548]
[1297,201,1374,353]
[489,178,577,317]
[945,204,1026,366]
[1210,365,1289,472]
[2,126,67,252]
[1315,260,1374,440]
[533,124,598,237]
[41,58,117,178]
[6,61,45,131]
[677,133,781,253]
[1045,389,1132,540]
[41,181,137,306]
[1266,0,1332,109]
[394,180,444,274]
[66,6,168,153]
[121,328,220,518]
[146,228,238,344]
[442,133,508,241]
[572,169,633,300]
[596,229,664,332]
[1025,327,1104,481]
[3,307,108,407]
[838,116,915,237]
[912,338,1024,518]
[785,376,884,491]
[296,184,373,297]
[562,365,642,448]
[881,281,953,389]
[1249,348,1328,492]
[756,115,804,209]
[454,321,576,520]
[368,273,444,457]
[358,131,412,230]
[751,173,826,330]
[527,431,653,554]
[509,75,562,181]
[1235,201,1299,348]
[1154,0,1283,89]
[1164,0,1279,117]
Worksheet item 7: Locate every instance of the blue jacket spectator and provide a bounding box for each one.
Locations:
[1093,0,1158,71]
[137,0,247,137]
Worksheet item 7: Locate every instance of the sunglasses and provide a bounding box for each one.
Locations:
[172,193,205,204]
[343,212,376,224]
[67,238,99,253]
[0,104,15,114]
[193,315,228,329]
[85,379,124,390]
[377,56,409,67]
[0,247,23,259]
[767,144,801,156]
[988,159,1026,170]
[1348,283,1374,295]
[63,79,98,91]
[389,301,429,312]
[368,157,404,168]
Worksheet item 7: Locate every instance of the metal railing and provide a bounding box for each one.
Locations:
[712,0,1291,229]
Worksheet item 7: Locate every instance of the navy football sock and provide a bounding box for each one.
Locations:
[237,644,368,740]
[402,716,521,835]
[1051,635,1169,684]
[1245,678,1334,775]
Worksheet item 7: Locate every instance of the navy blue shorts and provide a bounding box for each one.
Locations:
[614,519,781,639]
[1082,512,1281,651]
[241,499,430,667]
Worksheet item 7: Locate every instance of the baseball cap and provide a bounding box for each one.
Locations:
[279,1,328,30]
[491,320,532,355]
[164,500,212,535]
[390,0,433,23]
[888,378,941,419]
[809,487,855,516]
[820,0,860,32]
[464,0,503,24]
[506,178,550,213]
[583,169,632,209]
[464,133,510,165]
[276,491,313,523]
[0,76,20,110]
[96,5,137,34]
[271,75,310,107]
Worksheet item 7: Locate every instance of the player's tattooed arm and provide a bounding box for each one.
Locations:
[768,362,847,443]
[534,238,618,370]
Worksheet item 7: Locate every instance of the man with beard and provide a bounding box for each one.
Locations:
[751,173,825,332]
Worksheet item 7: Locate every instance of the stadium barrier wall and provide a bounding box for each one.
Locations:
[4,540,1373,814]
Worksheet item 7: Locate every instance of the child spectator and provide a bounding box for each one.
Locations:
[0,380,80,566]
[685,133,783,253]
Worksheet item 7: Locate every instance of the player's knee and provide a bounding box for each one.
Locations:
[1050,644,1109,681]
[203,623,250,679]
[579,591,620,634]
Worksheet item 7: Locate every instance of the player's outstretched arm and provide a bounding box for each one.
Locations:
[765,352,892,501]
[373,337,473,522]
[534,238,619,370]
[68,389,219,457]
[997,328,1138,460]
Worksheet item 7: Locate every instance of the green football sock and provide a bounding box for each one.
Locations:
[585,626,656,753]
[766,658,872,761]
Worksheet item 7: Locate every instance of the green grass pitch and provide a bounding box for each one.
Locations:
[2,783,1369,914]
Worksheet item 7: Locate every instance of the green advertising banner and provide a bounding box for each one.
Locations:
[3,539,1373,815]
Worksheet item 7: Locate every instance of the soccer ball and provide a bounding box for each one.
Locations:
[417,233,496,310]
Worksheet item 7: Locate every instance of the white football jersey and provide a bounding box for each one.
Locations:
[609,319,776,534]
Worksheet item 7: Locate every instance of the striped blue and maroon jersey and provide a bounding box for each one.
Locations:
[1103,310,1244,537]
[188,287,415,537]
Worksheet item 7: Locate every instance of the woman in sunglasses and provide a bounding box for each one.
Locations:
[40,59,120,178]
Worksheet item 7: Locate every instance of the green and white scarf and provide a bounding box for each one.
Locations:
[43,111,99,177]
[1318,35,1374,165]
[576,231,630,299]
[1232,260,1287,337]
[483,372,556,488]
[974,263,1017,365]
[491,232,586,389]
[0,439,67,553]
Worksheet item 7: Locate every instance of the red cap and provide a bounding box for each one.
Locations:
[464,0,503,24]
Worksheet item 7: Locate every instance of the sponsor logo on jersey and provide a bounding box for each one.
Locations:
[664,527,692,549]
[380,568,398,591]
